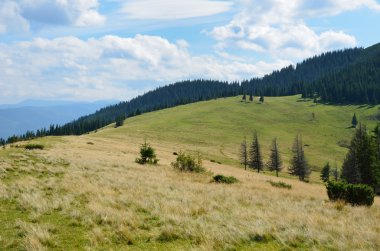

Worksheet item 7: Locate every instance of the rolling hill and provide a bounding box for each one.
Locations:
[1,95,379,250]
[8,43,380,142]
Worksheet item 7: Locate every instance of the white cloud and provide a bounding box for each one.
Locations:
[209,0,379,61]
[0,1,29,34]
[0,0,105,33]
[122,0,234,20]
[0,35,281,103]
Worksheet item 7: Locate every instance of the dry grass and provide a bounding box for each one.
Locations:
[16,220,53,251]
[1,132,380,250]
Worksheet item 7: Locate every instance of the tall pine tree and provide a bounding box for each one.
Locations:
[352,114,358,128]
[342,124,380,188]
[240,137,248,170]
[249,131,263,173]
[289,134,311,181]
[267,138,282,177]
[320,162,330,182]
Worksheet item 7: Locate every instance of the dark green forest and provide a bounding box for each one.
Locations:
[2,43,380,143]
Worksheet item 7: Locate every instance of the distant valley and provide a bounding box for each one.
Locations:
[0,100,116,139]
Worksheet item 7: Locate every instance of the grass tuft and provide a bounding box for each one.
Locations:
[267,180,292,189]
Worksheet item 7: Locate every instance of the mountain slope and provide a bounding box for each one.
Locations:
[94,95,380,173]
[0,95,379,250]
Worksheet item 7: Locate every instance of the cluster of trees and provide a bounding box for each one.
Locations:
[321,124,380,196]
[240,132,311,181]
[242,94,265,103]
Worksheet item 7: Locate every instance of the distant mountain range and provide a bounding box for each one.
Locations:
[0,100,116,139]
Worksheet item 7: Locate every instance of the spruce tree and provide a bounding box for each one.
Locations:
[249,131,263,173]
[267,138,282,177]
[332,162,339,181]
[240,137,248,170]
[289,134,311,181]
[342,124,380,187]
[320,162,330,182]
[242,94,246,101]
[249,94,253,102]
[115,114,126,128]
[352,113,358,128]
[259,95,264,103]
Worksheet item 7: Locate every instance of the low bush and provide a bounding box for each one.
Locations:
[171,151,204,173]
[346,184,375,206]
[267,180,292,189]
[326,181,347,201]
[326,181,375,206]
[213,175,239,184]
[24,144,44,150]
[135,141,159,165]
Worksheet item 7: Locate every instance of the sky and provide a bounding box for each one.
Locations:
[0,0,380,104]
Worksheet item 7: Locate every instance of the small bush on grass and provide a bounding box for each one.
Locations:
[267,180,292,189]
[346,184,375,206]
[135,141,159,165]
[213,175,239,184]
[326,181,347,201]
[24,144,44,150]
[171,151,204,173]
[326,181,375,206]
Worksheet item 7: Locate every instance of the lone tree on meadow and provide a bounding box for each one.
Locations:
[289,134,311,182]
[352,113,358,128]
[320,162,331,183]
[249,94,253,102]
[135,140,159,165]
[259,95,265,103]
[249,131,263,173]
[242,94,246,101]
[267,138,282,177]
[240,137,248,170]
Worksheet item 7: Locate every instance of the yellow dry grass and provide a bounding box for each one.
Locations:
[1,133,379,250]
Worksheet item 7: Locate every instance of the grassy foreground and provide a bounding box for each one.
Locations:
[0,95,380,250]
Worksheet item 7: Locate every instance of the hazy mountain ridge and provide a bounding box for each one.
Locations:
[0,100,116,139]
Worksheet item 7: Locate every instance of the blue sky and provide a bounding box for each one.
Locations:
[0,0,379,104]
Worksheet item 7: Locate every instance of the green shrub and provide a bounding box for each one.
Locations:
[267,180,292,189]
[135,141,159,165]
[24,144,44,150]
[171,151,204,173]
[326,181,347,201]
[346,184,375,206]
[213,175,239,184]
[326,181,375,206]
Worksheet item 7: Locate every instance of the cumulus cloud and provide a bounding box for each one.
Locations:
[122,0,234,20]
[0,35,282,103]
[208,0,379,60]
[0,0,105,33]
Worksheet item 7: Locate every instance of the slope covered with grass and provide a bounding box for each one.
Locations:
[1,95,380,250]
[100,95,380,176]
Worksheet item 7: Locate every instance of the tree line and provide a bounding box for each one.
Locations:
[240,132,311,182]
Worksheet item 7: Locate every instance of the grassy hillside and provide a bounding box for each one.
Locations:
[1,95,380,250]
[99,95,379,177]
